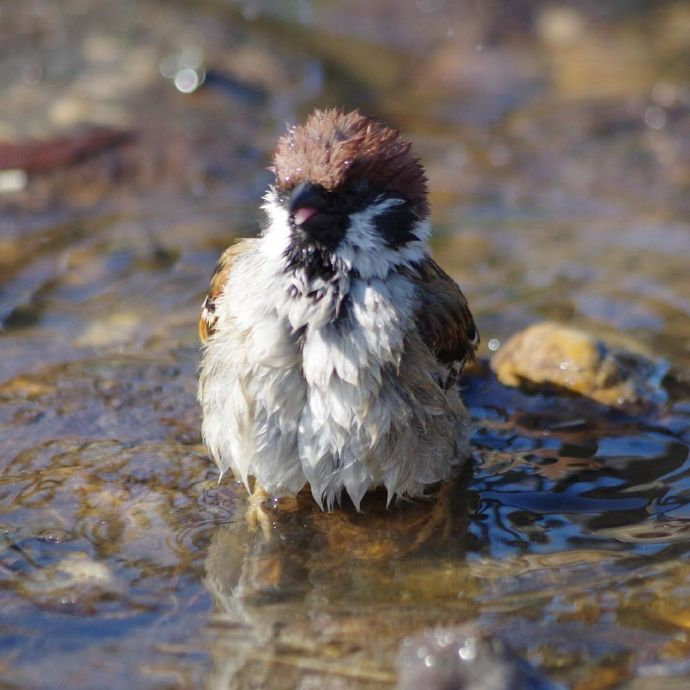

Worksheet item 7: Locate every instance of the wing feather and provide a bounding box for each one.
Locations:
[408,256,478,372]
[199,239,257,343]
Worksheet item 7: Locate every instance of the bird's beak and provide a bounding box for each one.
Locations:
[293,206,319,227]
[288,181,327,225]
[287,182,347,249]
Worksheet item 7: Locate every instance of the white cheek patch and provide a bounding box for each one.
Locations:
[337,199,428,280]
[260,189,292,262]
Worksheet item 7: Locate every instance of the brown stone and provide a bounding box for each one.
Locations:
[491,322,667,411]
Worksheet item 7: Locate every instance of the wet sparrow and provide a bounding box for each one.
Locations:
[198,109,477,510]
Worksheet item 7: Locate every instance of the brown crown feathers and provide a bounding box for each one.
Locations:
[271,109,429,218]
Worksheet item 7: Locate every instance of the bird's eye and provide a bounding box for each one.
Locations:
[340,180,375,211]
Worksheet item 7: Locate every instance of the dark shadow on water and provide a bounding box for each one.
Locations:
[464,365,690,560]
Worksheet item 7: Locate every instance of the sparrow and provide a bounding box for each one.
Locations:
[198,109,477,510]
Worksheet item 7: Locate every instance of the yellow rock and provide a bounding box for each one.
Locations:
[491,322,666,410]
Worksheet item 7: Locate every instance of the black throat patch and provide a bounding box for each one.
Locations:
[283,240,339,283]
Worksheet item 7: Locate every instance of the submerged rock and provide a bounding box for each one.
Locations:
[490,322,668,411]
[397,625,561,690]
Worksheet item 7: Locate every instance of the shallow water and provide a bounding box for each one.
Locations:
[1,1,689,688]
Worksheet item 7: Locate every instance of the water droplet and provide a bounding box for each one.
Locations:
[0,169,28,194]
[174,67,204,94]
[458,638,477,661]
[644,106,666,130]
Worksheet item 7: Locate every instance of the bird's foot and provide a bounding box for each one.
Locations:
[246,482,272,537]
[409,480,459,551]
[245,483,303,538]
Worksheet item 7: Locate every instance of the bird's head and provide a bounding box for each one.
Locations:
[264,109,431,281]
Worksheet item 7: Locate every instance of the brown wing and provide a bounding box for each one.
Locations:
[198,239,257,344]
[410,256,478,371]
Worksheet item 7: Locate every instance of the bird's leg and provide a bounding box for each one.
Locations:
[245,482,306,539]
[246,481,272,537]
[409,478,466,551]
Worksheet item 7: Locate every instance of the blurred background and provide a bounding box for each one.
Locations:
[1,0,688,367]
[1,1,689,689]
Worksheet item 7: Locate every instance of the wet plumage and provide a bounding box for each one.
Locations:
[198,109,477,509]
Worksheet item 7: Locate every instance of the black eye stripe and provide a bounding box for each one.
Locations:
[372,202,419,248]
[277,183,380,216]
